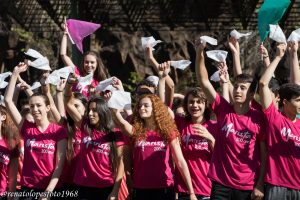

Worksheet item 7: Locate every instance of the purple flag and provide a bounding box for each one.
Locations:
[66,19,101,53]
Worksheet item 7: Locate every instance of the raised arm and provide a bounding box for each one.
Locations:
[65,74,83,124]
[40,73,62,124]
[157,61,171,103]
[55,79,67,118]
[195,40,217,104]
[288,41,300,85]
[111,109,133,137]
[60,24,75,67]
[4,63,27,129]
[260,45,271,68]
[228,36,242,77]
[218,61,231,103]
[145,47,174,106]
[259,43,286,109]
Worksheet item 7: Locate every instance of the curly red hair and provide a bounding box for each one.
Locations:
[131,94,179,142]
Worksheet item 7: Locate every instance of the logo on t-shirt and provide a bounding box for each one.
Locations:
[221,123,252,144]
[82,136,110,155]
[135,140,167,152]
[26,138,55,154]
[281,127,300,147]
[182,133,209,151]
[0,151,9,165]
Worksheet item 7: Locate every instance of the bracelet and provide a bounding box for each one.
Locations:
[56,89,63,92]
[64,94,72,97]
[67,81,73,85]
[263,55,269,58]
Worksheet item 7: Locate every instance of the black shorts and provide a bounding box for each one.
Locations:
[210,181,251,200]
[132,187,175,200]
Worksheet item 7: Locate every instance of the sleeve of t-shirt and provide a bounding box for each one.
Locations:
[55,125,68,142]
[20,120,32,138]
[114,129,128,147]
[263,102,280,123]
[211,93,230,116]
[168,130,179,143]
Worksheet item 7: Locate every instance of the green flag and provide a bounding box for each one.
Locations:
[258,0,291,41]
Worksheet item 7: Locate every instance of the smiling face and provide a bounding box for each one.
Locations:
[233,82,252,104]
[88,102,100,126]
[138,97,153,119]
[29,96,50,121]
[187,94,206,120]
[83,54,97,74]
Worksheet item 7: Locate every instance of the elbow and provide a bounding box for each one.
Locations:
[259,79,268,88]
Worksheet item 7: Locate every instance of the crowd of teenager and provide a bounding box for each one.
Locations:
[0,26,299,200]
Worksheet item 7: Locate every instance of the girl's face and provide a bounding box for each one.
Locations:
[73,98,86,116]
[0,111,6,127]
[88,102,100,126]
[29,96,50,121]
[187,94,206,119]
[83,54,97,74]
[138,97,153,119]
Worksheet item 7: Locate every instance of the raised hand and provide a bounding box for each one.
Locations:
[56,79,67,92]
[111,77,124,91]
[276,43,287,58]
[287,41,298,53]
[260,45,269,58]
[158,61,171,78]
[228,36,240,54]
[13,62,28,74]
[66,73,78,85]
[194,38,206,52]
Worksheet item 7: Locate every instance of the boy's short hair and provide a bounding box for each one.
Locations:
[234,74,258,93]
[269,77,281,94]
[278,83,300,103]
[135,79,157,95]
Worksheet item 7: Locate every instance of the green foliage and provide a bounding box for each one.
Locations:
[11,27,33,42]
[123,71,143,92]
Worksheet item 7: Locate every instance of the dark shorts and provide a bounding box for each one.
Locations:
[210,181,251,200]
[177,192,210,200]
[77,185,113,200]
[132,187,175,200]
[265,183,300,200]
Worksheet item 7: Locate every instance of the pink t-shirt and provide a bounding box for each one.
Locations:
[263,102,300,190]
[73,66,99,98]
[174,116,217,196]
[0,139,14,196]
[60,129,82,184]
[21,120,67,189]
[132,130,177,189]
[74,127,126,188]
[208,93,266,190]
